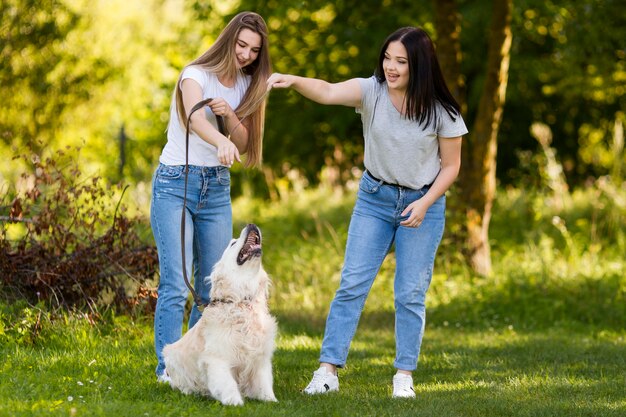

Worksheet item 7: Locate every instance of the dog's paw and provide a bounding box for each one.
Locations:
[250,392,277,402]
[221,398,244,406]
[264,395,278,403]
[219,393,244,406]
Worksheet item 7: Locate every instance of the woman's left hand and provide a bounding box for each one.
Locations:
[400,199,428,228]
[207,98,234,119]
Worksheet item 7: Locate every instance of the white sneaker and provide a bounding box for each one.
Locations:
[392,373,415,398]
[303,367,339,394]
[157,370,171,384]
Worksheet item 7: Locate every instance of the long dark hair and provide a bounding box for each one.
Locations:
[375,27,460,126]
[174,11,271,167]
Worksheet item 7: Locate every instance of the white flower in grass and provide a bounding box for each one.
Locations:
[77,381,84,386]
[68,396,74,402]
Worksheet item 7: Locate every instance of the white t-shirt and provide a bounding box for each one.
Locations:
[159,66,251,166]
[357,76,468,189]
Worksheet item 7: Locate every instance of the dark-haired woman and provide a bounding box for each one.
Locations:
[151,11,271,383]
[268,27,467,398]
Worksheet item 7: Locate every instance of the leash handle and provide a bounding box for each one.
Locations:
[181,98,226,312]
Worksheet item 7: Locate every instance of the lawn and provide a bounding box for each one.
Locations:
[1,181,625,416]
[1,312,624,417]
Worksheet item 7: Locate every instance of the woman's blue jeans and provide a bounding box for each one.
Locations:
[150,163,232,377]
[319,171,445,371]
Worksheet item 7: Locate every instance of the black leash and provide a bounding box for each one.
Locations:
[180,90,270,312]
[181,98,225,312]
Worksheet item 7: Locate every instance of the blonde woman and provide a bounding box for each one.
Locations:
[150,11,271,383]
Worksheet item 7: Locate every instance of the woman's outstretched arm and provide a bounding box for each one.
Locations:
[267,73,362,108]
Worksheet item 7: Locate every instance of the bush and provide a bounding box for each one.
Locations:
[0,148,158,314]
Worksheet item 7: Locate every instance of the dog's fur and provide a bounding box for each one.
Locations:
[163,224,277,406]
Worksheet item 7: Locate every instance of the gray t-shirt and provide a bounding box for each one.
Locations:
[357,76,468,189]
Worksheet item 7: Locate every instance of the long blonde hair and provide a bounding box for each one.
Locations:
[175,11,271,167]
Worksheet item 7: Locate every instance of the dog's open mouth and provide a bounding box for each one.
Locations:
[237,224,262,265]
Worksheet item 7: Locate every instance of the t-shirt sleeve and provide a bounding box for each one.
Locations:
[437,105,469,138]
[356,76,377,114]
[180,66,207,89]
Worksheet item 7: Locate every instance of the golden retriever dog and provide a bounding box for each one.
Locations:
[163,224,278,406]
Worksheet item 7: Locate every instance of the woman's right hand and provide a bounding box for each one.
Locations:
[267,73,294,91]
[266,73,361,107]
[216,137,241,167]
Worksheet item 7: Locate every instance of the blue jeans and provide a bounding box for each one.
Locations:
[319,171,445,371]
[150,163,232,376]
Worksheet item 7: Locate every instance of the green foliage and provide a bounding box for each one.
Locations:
[2,0,624,191]
[501,0,626,183]
[51,0,204,183]
[0,300,49,346]
[0,0,79,149]
[0,0,206,185]
[228,174,626,330]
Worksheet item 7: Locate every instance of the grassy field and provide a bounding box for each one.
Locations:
[1,180,625,416]
[1,313,624,416]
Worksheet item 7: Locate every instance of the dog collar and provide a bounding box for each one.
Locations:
[209,296,253,305]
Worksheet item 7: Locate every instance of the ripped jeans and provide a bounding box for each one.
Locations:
[150,163,232,376]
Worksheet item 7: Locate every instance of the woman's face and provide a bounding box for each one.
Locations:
[235,28,262,68]
[383,41,410,92]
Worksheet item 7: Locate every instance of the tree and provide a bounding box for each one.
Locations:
[463,0,513,275]
[432,0,465,111]
[434,0,513,275]
[0,0,79,151]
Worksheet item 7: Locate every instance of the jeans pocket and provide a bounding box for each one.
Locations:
[157,164,183,180]
[359,173,380,194]
[217,167,231,186]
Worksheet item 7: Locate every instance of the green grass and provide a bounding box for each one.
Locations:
[1,180,625,416]
[1,313,624,416]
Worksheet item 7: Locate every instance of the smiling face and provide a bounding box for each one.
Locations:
[235,28,262,69]
[383,40,410,93]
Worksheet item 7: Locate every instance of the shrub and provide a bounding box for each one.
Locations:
[0,148,158,314]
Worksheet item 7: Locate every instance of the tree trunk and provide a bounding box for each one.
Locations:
[433,0,513,276]
[432,0,465,112]
[461,0,513,275]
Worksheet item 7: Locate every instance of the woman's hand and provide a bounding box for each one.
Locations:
[207,97,235,119]
[267,73,294,90]
[215,137,241,167]
[400,137,462,227]
[400,199,428,228]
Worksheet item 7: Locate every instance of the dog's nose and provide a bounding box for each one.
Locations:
[245,223,261,237]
